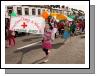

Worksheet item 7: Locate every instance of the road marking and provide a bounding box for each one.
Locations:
[17,41,41,50]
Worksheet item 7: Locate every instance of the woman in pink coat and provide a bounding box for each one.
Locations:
[42,24,52,62]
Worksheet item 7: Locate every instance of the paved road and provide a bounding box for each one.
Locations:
[5,34,85,64]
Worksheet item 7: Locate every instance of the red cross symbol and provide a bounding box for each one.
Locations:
[21,22,27,28]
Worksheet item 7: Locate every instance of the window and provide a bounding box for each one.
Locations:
[7,6,13,16]
[38,9,41,15]
[17,7,22,15]
[25,8,29,15]
[32,9,36,15]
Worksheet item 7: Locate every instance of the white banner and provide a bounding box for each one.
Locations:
[10,16,45,34]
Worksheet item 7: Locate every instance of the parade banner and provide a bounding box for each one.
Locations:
[10,16,45,34]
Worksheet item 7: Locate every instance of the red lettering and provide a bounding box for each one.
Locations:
[21,17,30,23]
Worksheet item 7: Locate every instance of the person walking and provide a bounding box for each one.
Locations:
[82,19,85,33]
[54,21,58,38]
[51,21,58,40]
[63,23,70,43]
[70,21,76,36]
[77,19,83,34]
[42,24,52,62]
[57,22,62,36]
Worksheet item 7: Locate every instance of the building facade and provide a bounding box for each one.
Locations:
[5,5,50,18]
[5,5,72,19]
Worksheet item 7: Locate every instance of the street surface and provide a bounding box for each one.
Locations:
[5,34,85,64]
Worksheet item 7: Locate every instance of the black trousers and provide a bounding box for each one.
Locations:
[55,33,57,38]
[58,29,61,35]
[43,48,48,55]
[72,29,75,33]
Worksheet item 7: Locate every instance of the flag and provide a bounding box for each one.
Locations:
[10,11,17,17]
[68,15,75,20]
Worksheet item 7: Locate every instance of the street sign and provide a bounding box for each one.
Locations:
[10,16,45,34]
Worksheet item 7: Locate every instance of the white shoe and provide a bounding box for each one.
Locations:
[44,59,48,63]
[48,51,51,53]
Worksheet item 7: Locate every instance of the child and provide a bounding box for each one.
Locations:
[42,24,52,62]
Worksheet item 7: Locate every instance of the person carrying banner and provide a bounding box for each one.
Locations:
[7,29,16,47]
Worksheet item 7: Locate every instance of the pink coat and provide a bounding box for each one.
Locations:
[42,30,52,49]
